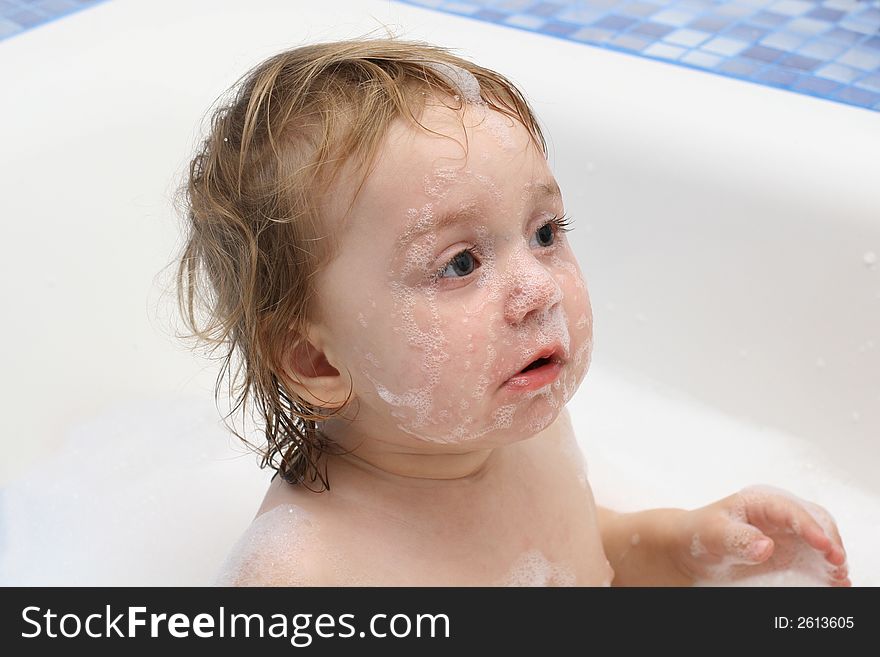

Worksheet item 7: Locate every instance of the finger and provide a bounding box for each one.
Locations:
[802,500,847,566]
[828,564,849,583]
[746,495,833,556]
[790,504,849,566]
[742,493,793,534]
[722,522,775,564]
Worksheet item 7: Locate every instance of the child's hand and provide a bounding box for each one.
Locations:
[670,485,850,586]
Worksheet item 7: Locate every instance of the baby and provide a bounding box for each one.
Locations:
[176,38,849,586]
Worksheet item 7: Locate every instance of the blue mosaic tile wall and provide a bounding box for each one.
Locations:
[1,0,877,111]
[395,0,880,112]
[0,0,106,42]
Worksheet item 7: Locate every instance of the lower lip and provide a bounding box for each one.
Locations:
[503,361,563,392]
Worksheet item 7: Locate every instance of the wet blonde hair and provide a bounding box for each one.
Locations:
[174,37,547,490]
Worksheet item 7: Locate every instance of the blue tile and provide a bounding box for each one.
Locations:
[834,86,880,107]
[855,74,880,93]
[838,47,880,72]
[757,67,801,86]
[716,57,763,77]
[8,9,44,28]
[859,8,880,24]
[557,7,604,23]
[823,0,861,10]
[816,62,861,83]
[839,20,878,37]
[761,32,807,50]
[474,9,508,22]
[825,27,865,45]
[592,14,638,31]
[567,0,616,8]
[493,0,532,9]
[798,39,847,60]
[742,45,787,63]
[725,24,770,42]
[541,20,579,36]
[750,11,791,28]
[769,1,814,17]
[664,28,712,48]
[504,13,545,29]
[807,7,845,22]
[652,8,697,27]
[679,0,715,10]
[792,75,841,95]
[33,0,77,12]
[0,17,22,38]
[441,2,480,14]
[391,0,880,113]
[619,2,660,19]
[526,2,564,18]
[780,53,822,71]
[786,17,831,36]
[702,36,751,57]
[633,21,674,38]
[688,14,734,33]
[570,26,614,43]
[715,4,753,19]
[643,42,686,60]
[610,33,654,52]
[681,50,723,68]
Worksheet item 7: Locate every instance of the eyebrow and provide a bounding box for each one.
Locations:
[530,181,563,201]
[394,180,562,256]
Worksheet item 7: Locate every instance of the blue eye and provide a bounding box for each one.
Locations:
[536,222,554,247]
[533,213,574,248]
[435,248,478,280]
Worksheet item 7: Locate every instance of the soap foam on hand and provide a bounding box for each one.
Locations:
[693,484,844,587]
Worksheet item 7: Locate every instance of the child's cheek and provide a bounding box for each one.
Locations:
[551,251,592,374]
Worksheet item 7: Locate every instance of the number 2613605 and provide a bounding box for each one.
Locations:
[774,617,853,629]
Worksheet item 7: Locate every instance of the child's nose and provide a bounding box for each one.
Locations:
[503,257,563,325]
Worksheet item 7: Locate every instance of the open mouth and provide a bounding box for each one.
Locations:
[504,350,564,391]
[520,356,553,373]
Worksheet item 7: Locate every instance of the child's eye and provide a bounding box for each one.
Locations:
[434,248,479,281]
[532,213,574,248]
[536,223,554,247]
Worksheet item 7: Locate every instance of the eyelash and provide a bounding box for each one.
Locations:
[550,213,574,234]
[431,213,574,282]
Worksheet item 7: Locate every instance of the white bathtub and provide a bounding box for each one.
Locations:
[1,0,877,585]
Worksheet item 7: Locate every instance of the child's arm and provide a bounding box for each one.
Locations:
[596,486,850,587]
[596,505,691,586]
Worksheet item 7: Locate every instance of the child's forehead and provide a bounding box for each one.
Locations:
[383,102,529,167]
[325,103,545,239]
[372,107,537,195]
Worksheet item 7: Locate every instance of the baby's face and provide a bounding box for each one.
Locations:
[313,100,592,448]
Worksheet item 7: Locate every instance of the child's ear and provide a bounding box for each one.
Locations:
[280,330,350,410]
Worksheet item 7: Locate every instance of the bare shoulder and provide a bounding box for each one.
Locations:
[214,503,342,586]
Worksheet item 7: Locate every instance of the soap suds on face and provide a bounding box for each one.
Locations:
[343,96,592,448]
